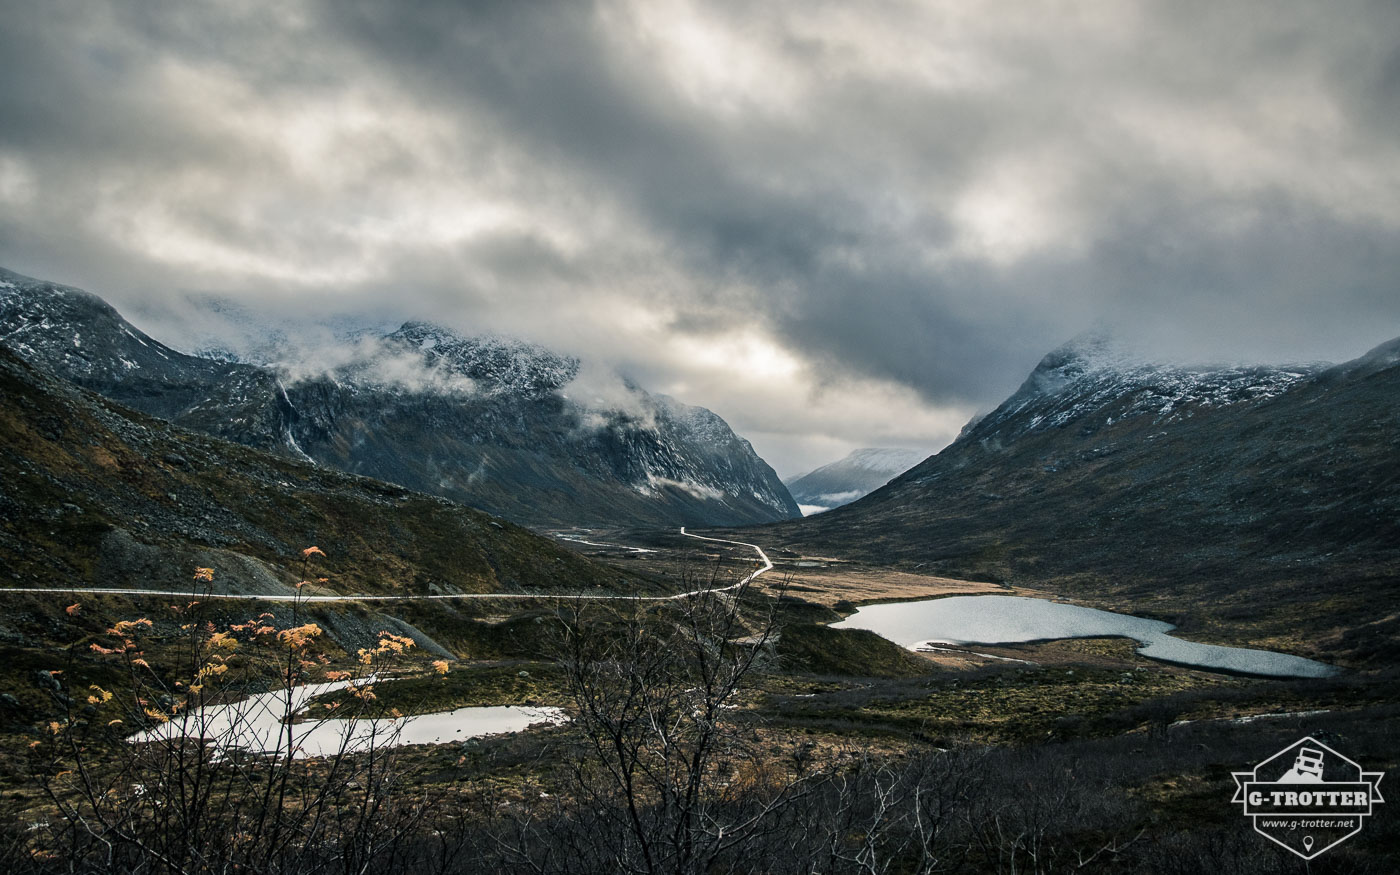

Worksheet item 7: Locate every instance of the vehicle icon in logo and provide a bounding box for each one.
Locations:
[1279,746,1325,783]
[1232,737,1384,859]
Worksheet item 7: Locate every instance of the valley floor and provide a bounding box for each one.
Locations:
[2,526,1396,872]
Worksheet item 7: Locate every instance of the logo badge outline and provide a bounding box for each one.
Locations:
[1231,736,1384,860]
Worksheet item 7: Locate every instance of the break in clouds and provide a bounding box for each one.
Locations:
[1,0,1398,475]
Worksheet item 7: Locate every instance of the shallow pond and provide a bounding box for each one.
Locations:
[832,595,1337,678]
[128,678,566,759]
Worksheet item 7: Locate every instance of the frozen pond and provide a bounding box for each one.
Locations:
[832,595,1337,678]
[128,677,566,759]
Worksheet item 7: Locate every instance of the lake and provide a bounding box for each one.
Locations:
[831,595,1337,678]
[128,677,566,759]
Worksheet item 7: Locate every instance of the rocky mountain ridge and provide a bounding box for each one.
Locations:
[0,268,799,529]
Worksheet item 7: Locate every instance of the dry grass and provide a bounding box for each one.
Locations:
[760,562,1008,606]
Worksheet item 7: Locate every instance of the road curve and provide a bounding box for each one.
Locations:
[0,527,772,604]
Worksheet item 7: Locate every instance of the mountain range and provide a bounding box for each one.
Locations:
[784,448,927,514]
[0,268,799,529]
[763,332,1400,663]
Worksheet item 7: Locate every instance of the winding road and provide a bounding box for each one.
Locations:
[0,527,772,604]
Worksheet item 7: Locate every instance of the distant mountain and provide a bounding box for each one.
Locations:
[764,332,1400,664]
[785,448,927,514]
[0,268,799,529]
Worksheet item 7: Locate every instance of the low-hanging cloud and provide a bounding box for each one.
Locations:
[2,0,1398,476]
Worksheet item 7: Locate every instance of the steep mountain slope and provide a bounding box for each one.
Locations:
[785,448,927,513]
[0,268,798,528]
[0,344,645,602]
[764,333,1400,661]
[0,268,297,452]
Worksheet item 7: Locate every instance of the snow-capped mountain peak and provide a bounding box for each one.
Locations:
[383,322,580,397]
[976,331,1325,444]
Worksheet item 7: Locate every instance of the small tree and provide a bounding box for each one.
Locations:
[495,563,807,875]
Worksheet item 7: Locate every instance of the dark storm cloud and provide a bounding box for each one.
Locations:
[1,0,1398,473]
[309,0,1400,388]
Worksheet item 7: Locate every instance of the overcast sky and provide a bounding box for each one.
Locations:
[2,1,1398,476]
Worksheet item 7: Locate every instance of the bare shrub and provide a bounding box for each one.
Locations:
[15,553,444,873]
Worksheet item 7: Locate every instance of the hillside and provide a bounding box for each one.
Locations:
[762,333,1400,661]
[0,343,650,606]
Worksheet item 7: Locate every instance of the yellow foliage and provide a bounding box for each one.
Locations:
[110,619,153,636]
[375,632,416,654]
[195,662,229,683]
[277,623,323,649]
[207,631,238,650]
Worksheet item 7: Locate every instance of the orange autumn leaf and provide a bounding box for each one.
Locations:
[302,546,325,558]
[65,603,80,616]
